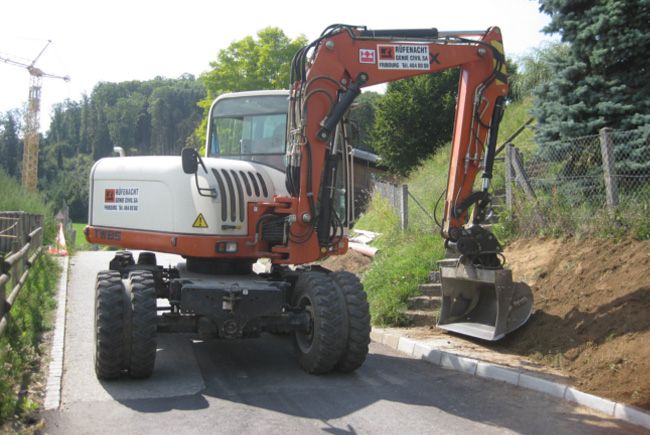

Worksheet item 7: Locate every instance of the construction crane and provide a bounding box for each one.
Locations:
[0,40,70,191]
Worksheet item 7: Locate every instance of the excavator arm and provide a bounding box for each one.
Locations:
[281,25,532,341]
[283,25,507,265]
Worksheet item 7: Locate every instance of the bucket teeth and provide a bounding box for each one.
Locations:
[436,259,533,341]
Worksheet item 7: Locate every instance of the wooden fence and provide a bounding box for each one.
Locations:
[0,212,44,336]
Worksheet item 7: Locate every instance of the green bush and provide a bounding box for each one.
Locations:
[492,187,650,242]
[0,167,60,424]
[0,169,55,244]
[0,254,59,423]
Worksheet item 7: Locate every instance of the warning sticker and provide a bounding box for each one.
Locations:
[377,44,431,70]
[359,48,376,64]
[103,187,139,212]
[192,213,209,228]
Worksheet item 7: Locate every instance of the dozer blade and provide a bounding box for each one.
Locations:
[436,259,533,341]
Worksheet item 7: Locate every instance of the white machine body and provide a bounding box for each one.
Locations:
[89,155,288,237]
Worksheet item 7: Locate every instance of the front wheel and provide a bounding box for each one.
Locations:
[94,270,128,379]
[332,272,371,373]
[293,272,346,374]
[127,271,157,378]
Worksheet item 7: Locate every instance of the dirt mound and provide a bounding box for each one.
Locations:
[322,237,650,410]
[320,248,373,277]
[501,237,650,410]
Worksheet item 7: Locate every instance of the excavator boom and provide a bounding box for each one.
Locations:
[287,25,532,340]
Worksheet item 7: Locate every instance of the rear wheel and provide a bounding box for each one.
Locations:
[94,270,127,379]
[332,272,371,372]
[128,271,158,378]
[293,272,346,374]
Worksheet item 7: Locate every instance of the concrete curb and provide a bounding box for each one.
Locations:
[371,327,650,430]
[43,255,69,410]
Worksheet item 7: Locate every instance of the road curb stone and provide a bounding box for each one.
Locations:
[43,256,69,410]
[565,387,616,416]
[371,327,650,430]
[476,361,520,386]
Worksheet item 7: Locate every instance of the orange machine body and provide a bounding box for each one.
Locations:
[87,25,507,266]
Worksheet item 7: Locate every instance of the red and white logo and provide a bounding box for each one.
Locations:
[359,49,376,64]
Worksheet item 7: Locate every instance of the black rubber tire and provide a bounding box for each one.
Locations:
[109,251,135,275]
[293,272,347,374]
[94,270,127,380]
[332,272,371,373]
[137,252,157,266]
[128,271,157,378]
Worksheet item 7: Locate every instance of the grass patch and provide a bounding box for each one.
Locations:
[355,146,450,325]
[0,167,61,425]
[0,169,55,243]
[363,231,443,325]
[72,222,93,251]
[493,188,650,242]
[0,254,59,424]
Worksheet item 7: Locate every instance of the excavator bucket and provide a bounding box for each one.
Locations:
[436,259,533,341]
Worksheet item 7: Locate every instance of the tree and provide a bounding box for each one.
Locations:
[534,0,650,141]
[0,111,22,179]
[196,28,307,143]
[510,42,570,101]
[150,79,205,155]
[371,70,459,175]
[349,92,380,152]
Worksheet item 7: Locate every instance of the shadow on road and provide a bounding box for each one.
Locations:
[100,335,637,434]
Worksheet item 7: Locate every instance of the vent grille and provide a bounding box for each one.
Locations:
[211,168,269,223]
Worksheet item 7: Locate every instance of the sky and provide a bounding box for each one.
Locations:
[0,0,555,132]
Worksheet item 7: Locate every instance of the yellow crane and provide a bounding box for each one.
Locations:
[0,40,70,191]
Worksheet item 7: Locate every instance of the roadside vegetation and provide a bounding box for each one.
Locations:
[0,168,59,425]
[355,151,449,325]
[72,222,93,251]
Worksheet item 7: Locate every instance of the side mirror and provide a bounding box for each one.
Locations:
[182,148,199,174]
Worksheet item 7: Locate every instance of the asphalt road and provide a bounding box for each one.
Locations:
[43,251,640,434]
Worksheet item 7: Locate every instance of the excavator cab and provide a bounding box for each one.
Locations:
[206,90,289,171]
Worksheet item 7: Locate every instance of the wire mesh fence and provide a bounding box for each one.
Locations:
[371,180,441,233]
[506,126,650,237]
[367,126,650,239]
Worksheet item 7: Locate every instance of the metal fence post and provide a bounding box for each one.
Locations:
[505,144,514,212]
[599,127,619,209]
[400,184,408,230]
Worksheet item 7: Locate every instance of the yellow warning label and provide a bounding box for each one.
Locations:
[192,213,208,228]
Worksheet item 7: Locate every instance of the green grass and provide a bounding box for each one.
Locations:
[0,169,56,244]
[72,222,93,250]
[355,146,451,325]
[0,168,61,424]
[0,255,59,424]
[362,232,443,325]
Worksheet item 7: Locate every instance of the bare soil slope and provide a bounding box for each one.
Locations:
[501,237,650,410]
[325,238,650,410]
[321,248,372,276]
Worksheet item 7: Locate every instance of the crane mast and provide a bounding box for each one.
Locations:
[0,40,70,192]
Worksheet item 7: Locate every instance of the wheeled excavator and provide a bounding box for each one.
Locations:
[85,24,533,379]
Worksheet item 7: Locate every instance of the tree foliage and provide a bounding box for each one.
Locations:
[201,27,306,98]
[0,111,22,178]
[370,70,459,175]
[349,91,380,152]
[509,42,570,101]
[196,28,306,144]
[534,0,650,141]
[32,75,206,221]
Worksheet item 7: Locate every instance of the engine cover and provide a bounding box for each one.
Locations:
[89,156,288,237]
